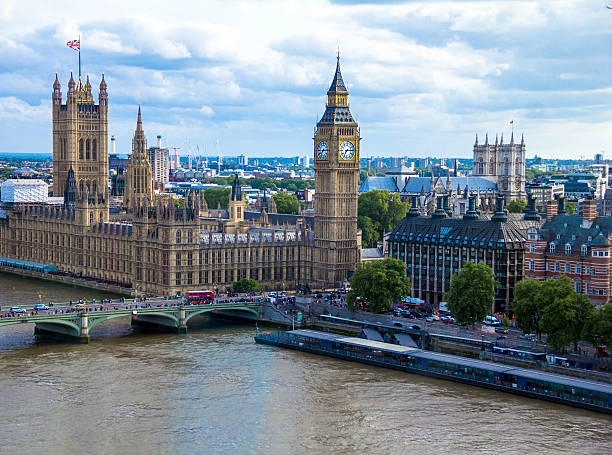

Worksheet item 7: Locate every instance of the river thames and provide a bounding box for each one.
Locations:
[0,273,610,454]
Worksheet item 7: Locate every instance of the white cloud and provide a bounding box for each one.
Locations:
[0,0,609,158]
[200,105,214,117]
[0,97,48,121]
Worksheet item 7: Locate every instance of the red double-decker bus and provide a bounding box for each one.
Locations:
[185,290,215,304]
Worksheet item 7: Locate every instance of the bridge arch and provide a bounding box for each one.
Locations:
[184,306,260,324]
[88,311,180,332]
[0,318,81,335]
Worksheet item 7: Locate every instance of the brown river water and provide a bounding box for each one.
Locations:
[0,272,610,454]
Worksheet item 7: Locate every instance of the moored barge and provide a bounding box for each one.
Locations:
[255,329,612,414]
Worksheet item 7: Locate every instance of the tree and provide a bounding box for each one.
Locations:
[272,192,299,214]
[507,199,526,213]
[358,215,378,249]
[512,278,543,335]
[358,190,410,247]
[233,278,261,293]
[446,262,496,325]
[584,303,612,348]
[512,276,574,340]
[347,257,411,314]
[203,188,230,209]
[540,295,577,352]
[569,294,595,352]
[566,202,576,215]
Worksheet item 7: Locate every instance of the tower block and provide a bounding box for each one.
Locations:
[313,56,361,288]
[52,72,108,204]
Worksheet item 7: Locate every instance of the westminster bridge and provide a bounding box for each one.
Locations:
[0,301,263,343]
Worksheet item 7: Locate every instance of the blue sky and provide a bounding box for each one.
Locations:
[1,0,611,159]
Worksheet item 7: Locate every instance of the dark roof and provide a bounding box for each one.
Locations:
[389,213,542,250]
[541,214,612,251]
[401,177,497,194]
[328,57,348,93]
[244,210,314,229]
[359,176,399,192]
[318,106,355,125]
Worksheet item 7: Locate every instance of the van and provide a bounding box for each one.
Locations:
[484,315,500,326]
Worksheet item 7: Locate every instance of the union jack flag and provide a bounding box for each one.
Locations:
[66,39,80,52]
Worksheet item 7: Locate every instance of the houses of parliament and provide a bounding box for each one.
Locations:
[0,58,361,295]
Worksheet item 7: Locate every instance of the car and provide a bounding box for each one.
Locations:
[73,303,86,310]
[393,322,404,328]
[520,333,537,341]
[441,315,455,324]
[495,327,509,334]
[9,306,26,314]
[33,304,49,311]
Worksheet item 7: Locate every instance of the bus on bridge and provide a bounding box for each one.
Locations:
[184,290,216,305]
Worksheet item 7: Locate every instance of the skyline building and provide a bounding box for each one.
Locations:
[0,58,361,294]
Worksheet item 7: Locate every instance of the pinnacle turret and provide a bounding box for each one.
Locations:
[53,72,60,89]
[474,134,478,146]
[328,53,348,94]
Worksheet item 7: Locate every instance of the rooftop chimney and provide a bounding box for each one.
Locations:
[463,195,478,221]
[491,194,508,222]
[432,196,447,219]
[582,198,598,222]
[557,195,566,215]
[546,199,558,221]
[524,194,540,221]
[157,135,162,148]
[111,135,116,155]
[407,196,419,217]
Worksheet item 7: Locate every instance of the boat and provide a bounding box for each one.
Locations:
[255,329,612,414]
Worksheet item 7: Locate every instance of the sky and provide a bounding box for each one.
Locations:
[0,0,611,160]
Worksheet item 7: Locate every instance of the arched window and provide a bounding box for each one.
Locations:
[86,139,90,160]
[86,182,91,193]
[581,244,588,255]
[188,231,193,243]
[79,181,84,193]
[92,181,97,194]
[92,139,97,160]
[565,243,571,254]
[176,231,181,244]
[550,243,556,253]
[79,140,84,160]
[90,212,94,223]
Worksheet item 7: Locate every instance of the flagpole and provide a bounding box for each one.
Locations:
[78,35,81,78]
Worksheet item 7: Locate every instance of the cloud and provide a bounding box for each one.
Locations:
[0,0,610,158]
[200,105,214,117]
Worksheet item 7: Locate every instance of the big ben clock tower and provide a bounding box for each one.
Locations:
[313,55,361,288]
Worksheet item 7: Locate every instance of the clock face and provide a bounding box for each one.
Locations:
[317,141,329,160]
[339,141,355,160]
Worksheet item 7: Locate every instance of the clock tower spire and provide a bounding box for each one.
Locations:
[313,55,361,288]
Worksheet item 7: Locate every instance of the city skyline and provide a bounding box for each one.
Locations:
[1,0,611,159]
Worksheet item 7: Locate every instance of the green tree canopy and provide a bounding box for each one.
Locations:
[566,202,576,215]
[512,278,544,335]
[540,294,577,352]
[232,278,261,293]
[347,257,411,314]
[273,192,299,215]
[358,190,410,247]
[584,303,612,348]
[202,188,230,209]
[446,262,496,325]
[507,199,527,213]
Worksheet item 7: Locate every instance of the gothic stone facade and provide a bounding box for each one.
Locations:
[0,60,359,295]
[472,133,526,202]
